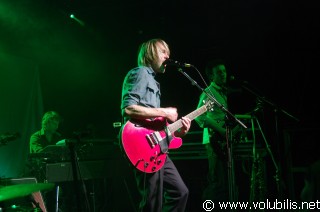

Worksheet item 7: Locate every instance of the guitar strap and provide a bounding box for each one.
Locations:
[159,126,172,154]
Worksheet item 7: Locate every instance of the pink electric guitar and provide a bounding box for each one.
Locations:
[120,100,214,173]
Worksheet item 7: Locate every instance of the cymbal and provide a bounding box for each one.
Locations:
[0,183,54,202]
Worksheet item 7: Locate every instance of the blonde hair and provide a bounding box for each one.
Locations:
[137,38,170,67]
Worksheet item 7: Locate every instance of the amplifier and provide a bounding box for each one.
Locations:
[45,159,126,183]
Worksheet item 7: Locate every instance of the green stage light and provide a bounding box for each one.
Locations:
[69,14,85,26]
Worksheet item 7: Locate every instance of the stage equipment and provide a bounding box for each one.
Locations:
[0,177,53,212]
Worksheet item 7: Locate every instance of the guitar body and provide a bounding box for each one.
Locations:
[120,100,214,173]
[121,117,182,173]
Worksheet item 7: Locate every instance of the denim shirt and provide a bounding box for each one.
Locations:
[121,66,161,117]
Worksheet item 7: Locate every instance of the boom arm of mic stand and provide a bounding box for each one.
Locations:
[241,83,299,122]
[178,68,247,129]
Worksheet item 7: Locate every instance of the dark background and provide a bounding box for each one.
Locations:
[1,0,319,210]
[1,0,319,135]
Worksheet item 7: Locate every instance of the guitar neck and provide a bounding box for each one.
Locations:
[167,104,208,133]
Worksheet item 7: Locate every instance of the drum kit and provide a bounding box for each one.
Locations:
[0,182,54,202]
[0,182,54,211]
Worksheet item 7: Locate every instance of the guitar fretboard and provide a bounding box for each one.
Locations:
[167,103,210,133]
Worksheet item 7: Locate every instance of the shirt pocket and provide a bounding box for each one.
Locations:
[142,82,160,107]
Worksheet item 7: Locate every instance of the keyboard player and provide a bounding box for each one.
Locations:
[26,111,65,211]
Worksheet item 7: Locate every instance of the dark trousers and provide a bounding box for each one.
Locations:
[202,143,229,203]
[134,157,189,212]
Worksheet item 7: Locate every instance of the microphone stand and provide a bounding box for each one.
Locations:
[240,82,299,200]
[66,137,92,212]
[178,68,247,129]
[177,68,247,206]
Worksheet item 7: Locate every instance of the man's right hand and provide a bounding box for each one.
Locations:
[163,107,178,122]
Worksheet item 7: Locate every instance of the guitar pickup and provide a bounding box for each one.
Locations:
[146,131,162,148]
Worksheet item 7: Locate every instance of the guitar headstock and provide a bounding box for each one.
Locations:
[204,100,214,112]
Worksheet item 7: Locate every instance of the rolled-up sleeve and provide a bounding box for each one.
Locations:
[121,67,160,112]
[122,68,145,109]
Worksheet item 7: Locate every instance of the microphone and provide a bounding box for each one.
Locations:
[229,75,236,81]
[163,59,192,68]
[229,75,248,84]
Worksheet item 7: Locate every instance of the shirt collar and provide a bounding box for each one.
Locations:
[40,128,45,135]
[145,66,156,77]
[211,81,222,90]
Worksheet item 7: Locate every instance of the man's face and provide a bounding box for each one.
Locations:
[212,64,227,86]
[45,119,59,133]
[152,42,169,74]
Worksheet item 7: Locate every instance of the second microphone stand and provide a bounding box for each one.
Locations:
[177,68,247,206]
[240,82,299,200]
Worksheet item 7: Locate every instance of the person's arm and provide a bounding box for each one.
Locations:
[195,92,209,128]
[123,105,191,137]
[195,92,226,138]
[29,132,43,153]
[123,105,178,123]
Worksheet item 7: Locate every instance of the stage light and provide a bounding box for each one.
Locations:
[69,13,85,26]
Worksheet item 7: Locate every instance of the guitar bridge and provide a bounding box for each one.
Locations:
[146,131,162,148]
